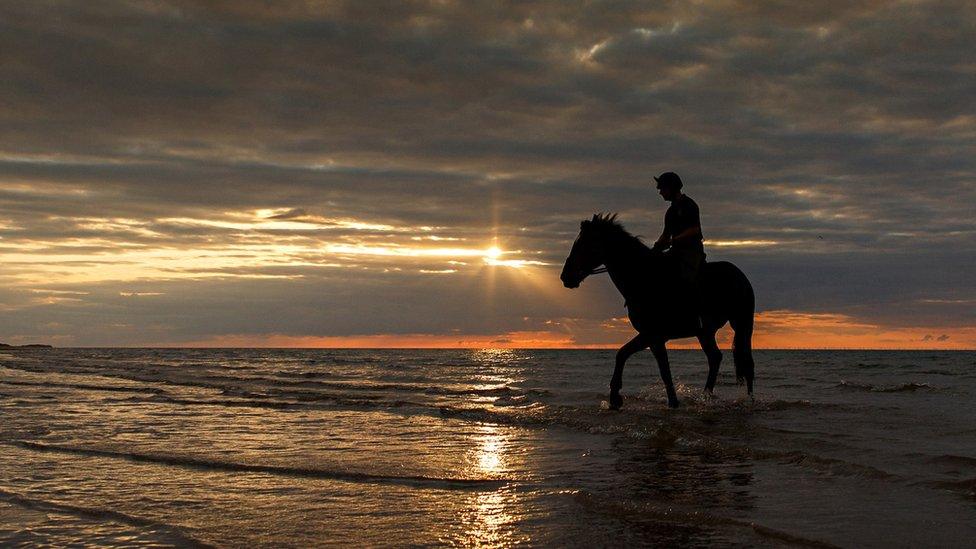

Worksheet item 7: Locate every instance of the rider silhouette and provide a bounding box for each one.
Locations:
[651,172,705,328]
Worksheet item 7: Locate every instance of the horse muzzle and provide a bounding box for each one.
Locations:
[560,269,582,288]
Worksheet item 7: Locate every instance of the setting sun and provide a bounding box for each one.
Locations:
[485,246,503,260]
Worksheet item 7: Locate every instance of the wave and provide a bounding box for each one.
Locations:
[837,380,941,393]
[1,361,547,402]
[108,393,436,414]
[927,454,976,468]
[227,376,548,399]
[572,490,840,548]
[274,370,334,379]
[752,448,896,480]
[0,488,214,548]
[915,369,969,376]
[855,362,904,369]
[617,425,900,481]
[7,441,511,491]
[100,383,552,422]
[759,399,820,411]
[926,477,976,500]
[0,379,164,394]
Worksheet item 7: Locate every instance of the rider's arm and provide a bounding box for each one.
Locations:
[671,225,702,245]
[652,229,670,251]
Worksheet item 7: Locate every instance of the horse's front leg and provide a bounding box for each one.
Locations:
[609,334,649,410]
[649,340,680,408]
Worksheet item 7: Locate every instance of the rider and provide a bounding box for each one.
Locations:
[650,171,705,327]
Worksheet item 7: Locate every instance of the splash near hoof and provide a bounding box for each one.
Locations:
[608,393,623,410]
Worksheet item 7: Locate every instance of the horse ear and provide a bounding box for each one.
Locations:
[592,214,599,222]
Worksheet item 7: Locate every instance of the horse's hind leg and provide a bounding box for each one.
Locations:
[649,340,680,408]
[698,331,722,395]
[609,333,648,410]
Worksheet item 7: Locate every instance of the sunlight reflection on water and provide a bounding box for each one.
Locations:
[463,396,525,546]
[477,428,505,475]
[464,488,528,548]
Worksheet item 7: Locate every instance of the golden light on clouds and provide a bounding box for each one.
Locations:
[0,206,548,294]
[2,202,971,349]
[707,239,780,247]
[171,331,581,349]
[160,210,423,233]
[169,311,976,350]
[662,310,976,351]
[324,241,547,269]
[325,243,501,259]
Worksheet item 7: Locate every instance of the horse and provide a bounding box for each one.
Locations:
[560,213,756,409]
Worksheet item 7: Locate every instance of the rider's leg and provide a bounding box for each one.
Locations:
[679,251,705,329]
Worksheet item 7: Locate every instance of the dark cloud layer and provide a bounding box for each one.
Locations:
[0,1,973,346]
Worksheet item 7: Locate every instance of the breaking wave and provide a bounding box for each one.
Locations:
[837,380,942,393]
[0,488,213,548]
[8,441,511,491]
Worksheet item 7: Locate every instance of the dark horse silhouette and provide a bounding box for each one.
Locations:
[560,214,755,409]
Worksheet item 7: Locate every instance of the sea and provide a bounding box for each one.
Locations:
[0,348,974,547]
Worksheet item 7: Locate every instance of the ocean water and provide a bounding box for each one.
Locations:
[0,348,974,547]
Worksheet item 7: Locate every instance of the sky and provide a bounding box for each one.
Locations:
[1,0,973,349]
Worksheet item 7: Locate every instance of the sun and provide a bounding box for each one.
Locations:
[485,246,503,260]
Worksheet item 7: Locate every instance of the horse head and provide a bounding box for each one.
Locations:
[560,213,614,288]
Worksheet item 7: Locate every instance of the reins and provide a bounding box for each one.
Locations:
[589,266,608,274]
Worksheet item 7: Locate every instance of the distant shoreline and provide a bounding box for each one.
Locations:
[0,343,53,349]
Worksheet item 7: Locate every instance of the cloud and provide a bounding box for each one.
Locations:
[266,208,308,220]
[0,1,973,346]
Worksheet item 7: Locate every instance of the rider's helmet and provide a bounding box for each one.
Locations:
[653,171,683,190]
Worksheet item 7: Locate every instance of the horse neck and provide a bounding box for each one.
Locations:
[601,233,653,302]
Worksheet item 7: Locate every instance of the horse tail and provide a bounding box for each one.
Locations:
[729,271,755,388]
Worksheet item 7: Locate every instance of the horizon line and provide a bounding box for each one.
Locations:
[10,346,975,351]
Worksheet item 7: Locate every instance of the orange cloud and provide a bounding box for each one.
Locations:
[162,310,975,350]
[749,310,976,350]
[171,330,584,349]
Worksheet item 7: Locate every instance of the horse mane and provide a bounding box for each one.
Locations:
[586,213,651,254]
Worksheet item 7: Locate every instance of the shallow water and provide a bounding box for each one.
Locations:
[1,348,974,547]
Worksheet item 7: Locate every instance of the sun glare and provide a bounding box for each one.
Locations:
[481,245,547,268]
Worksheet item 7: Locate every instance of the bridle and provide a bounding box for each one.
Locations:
[568,232,608,278]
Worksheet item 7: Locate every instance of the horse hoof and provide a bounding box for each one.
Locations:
[608,393,623,410]
[668,399,680,409]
